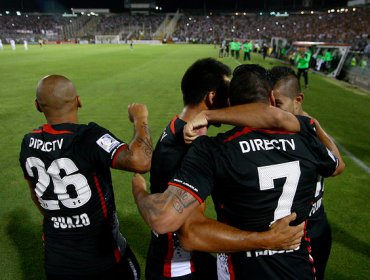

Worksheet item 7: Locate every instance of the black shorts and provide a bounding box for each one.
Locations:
[46,244,140,280]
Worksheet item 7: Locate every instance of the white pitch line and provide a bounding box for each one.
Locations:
[335,143,370,174]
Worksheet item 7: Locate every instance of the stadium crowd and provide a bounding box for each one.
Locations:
[173,7,369,51]
[0,6,369,51]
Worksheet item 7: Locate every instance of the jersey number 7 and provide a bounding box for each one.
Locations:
[258,161,301,224]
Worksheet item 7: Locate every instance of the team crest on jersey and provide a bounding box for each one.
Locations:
[96,134,120,153]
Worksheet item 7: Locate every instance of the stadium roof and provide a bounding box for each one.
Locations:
[0,0,351,13]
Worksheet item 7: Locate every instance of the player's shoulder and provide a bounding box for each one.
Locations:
[296,116,317,136]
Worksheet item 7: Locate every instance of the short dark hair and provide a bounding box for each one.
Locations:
[229,64,271,106]
[181,58,231,106]
[269,66,301,98]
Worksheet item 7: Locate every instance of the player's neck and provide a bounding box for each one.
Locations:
[179,103,207,123]
[45,114,78,125]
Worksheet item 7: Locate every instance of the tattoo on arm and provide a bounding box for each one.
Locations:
[136,122,153,157]
[169,187,197,214]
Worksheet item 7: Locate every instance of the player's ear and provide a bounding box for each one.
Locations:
[269,90,276,107]
[295,93,304,105]
[205,91,216,108]
[35,99,42,112]
[294,93,304,114]
[76,96,82,108]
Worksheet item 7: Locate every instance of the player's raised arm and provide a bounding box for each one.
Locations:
[184,104,300,144]
[132,174,200,234]
[178,205,304,253]
[113,103,153,173]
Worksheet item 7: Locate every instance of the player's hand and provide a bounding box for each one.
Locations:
[128,103,148,123]
[132,173,147,200]
[183,111,209,144]
[264,213,304,250]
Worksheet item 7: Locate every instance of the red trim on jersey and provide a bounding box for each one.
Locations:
[169,116,178,135]
[310,118,315,125]
[113,247,121,263]
[190,258,195,273]
[168,182,203,204]
[227,254,235,280]
[93,175,108,219]
[111,144,128,168]
[32,124,73,134]
[224,126,296,142]
[163,233,175,277]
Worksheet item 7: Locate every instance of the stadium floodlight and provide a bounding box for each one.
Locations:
[331,9,335,12]
[328,10,330,13]
[301,11,304,14]
[352,8,356,11]
[260,12,263,15]
[5,11,9,14]
[311,11,314,14]
[257,28,260,31]
[16,11,21,16]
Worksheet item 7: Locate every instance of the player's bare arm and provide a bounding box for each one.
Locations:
[178,206,304,253]
[184,104,300,144]
[309,117,345,176]
[114,103,153,173]
[132,173,200,234]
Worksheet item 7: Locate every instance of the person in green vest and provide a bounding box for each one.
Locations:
[230,40,236,57]
[324,50,333,71]
[360,57,367,69]
[350,56,357,67]
[235,40,241,60]
[243,40,253,61]
[296,48,311,88]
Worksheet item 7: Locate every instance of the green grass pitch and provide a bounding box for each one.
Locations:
[0,44,369,279]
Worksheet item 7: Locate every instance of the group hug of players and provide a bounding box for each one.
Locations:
[19,58,344,280]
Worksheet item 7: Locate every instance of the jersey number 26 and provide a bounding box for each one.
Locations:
[25,157,92,210]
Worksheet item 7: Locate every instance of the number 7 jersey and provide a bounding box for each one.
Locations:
[169,116,338,280]
[19,122,127,275]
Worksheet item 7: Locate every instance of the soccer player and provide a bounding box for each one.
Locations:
[24,40,28,51]
[269,66,344,280]
[133,64,342,279]
[10,39,16,51]
[182,66,345,280]
[296,48,311,88]
[0,39,3,50]
[144,58,305,280]
[19,75,152,280]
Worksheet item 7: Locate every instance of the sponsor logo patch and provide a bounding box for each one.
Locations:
[96,134,120,153]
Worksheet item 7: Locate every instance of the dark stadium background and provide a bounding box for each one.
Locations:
[0,0,348,13]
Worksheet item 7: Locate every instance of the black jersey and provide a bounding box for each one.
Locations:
[19,123,128,275]
[169,116,338,280]
[307,176,328,238]
[146,116,196,279]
